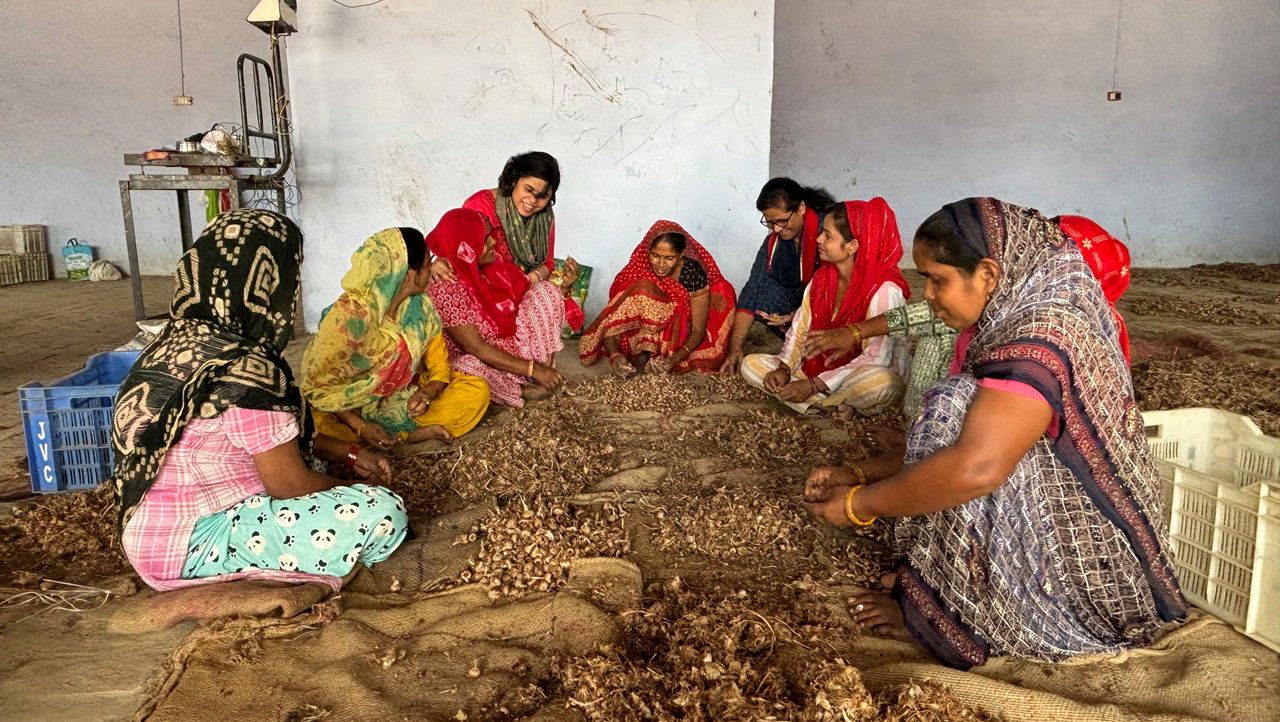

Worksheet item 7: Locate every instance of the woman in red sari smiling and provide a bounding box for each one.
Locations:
[579,221,736,375]
[741,198,910,416]
[426,208,579,407]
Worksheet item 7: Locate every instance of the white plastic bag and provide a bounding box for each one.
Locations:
[88,260,123,281]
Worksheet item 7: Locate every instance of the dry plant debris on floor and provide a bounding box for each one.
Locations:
[1130,263,1280,287]
[1133,354,1280,436]
[569,372,762,413]
[558,576,995,722]
[395,375,880,519]
[649,489,814,560]
[382,374,977,719]
[1123,294,1280,326]
[0,484,129,586]
[448,498,630,599]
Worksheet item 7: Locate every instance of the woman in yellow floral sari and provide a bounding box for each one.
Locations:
[301,228,490,448]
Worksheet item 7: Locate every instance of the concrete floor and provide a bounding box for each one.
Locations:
[0,278,171,497]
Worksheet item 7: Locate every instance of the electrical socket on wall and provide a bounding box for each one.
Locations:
[1107,90,1122,101]
[173,95,194,106]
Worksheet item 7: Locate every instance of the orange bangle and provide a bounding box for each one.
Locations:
[844,485,877,525]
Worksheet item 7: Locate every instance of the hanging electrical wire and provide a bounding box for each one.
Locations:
[176,0,187,97]
[1111,0,1124,93]
[329,0,385,8]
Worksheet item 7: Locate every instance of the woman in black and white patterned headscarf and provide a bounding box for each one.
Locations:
[112,209,408,592]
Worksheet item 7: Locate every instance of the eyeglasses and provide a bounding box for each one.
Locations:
[759,209,796,231]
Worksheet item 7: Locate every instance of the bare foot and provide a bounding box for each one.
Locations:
[833,403,856,422]
[848,585,911,640]
[632,352,652,375]
[404,424,452,443]
[609,354,636,378]
[521,383,554,401]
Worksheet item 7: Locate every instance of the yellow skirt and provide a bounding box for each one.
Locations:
[313,372,490,441]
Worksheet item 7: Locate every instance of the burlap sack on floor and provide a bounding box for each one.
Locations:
[106,580,332,634]
[850,611,1280,722]
[140,586,618,722]
[343,503,492,601]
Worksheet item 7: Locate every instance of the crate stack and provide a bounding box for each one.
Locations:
[0,224,51,286]
[1144,407,1280,653]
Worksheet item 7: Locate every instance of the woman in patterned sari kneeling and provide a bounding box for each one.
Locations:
[802,198,1186,668]
[426,208,581,408]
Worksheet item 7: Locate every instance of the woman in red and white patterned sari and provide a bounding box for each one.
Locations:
[578,220,737,375]
[425,208,579,407]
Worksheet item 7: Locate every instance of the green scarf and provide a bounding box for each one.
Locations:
[495,191,554,272]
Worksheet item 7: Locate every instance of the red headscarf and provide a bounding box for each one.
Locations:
[802,197,910,378]
[765,204,822,284]
[1057,215,1132,362]
[425,208,530,338]
[610,220,727,300]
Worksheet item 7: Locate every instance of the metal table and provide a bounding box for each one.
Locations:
[119,152,283,319]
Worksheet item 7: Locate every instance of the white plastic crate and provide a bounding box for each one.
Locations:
[0,224,48,254]
[1143,407,1280,653]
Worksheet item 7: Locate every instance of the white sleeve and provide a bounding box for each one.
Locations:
[816,282,907,389]
[776,284,812,372]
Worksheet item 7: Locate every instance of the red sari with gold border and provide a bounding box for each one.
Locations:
[578,221,736,373]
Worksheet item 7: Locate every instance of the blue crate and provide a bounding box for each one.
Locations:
[19,350,141,493]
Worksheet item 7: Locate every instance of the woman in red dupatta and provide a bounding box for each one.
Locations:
[579,221,737,375]
[742,198,910,416]
[1056,215,1132,361]
[425,208,575,408]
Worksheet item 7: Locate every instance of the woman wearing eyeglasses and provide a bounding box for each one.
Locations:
[461,151,586,332]
[741,198,909,418]
[719,177,835,372]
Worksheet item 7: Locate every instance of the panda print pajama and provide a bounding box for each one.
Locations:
[181,484,409,580]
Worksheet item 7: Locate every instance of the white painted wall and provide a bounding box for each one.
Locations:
[771,0,1280,266]
[0,1,275,276]
[289,0,774,328]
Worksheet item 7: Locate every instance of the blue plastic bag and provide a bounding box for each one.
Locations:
[61,238,93,280]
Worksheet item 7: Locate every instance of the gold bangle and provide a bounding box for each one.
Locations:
[847,324,863,348]
[847,462,866,486]
[844,484,877,526]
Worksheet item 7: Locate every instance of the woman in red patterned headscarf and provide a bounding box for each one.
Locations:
[578,220,737,375]
[742,198,910,416]
[1056,215,1132,361]
[426,208,578,407]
